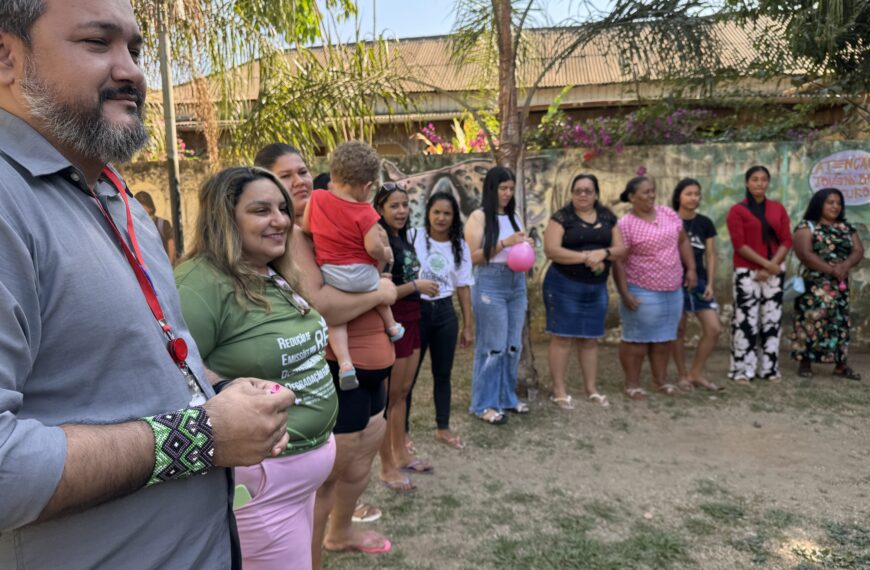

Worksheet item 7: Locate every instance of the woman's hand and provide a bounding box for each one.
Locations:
[460,325,474,348]
[622,293,641,311]
[503,231,527,247]
[584,249,607,267]
[764,260,781,275]
[831,262,848,282]
[703,283,714,301]
[684,268,698,290]
[755,269,770,282]
[414,279,440,297]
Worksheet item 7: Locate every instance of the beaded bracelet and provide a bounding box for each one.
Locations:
[143,406,216,487]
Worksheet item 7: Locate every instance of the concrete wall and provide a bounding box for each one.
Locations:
[123,141,870,342]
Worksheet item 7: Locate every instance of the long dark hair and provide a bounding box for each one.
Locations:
[803,188,846,223]
[482,166,520,261]
[671,178,701,211]
[425,191,464,269]
[619,176,651,203]
[742,165,777,258]
[374,182,410,243]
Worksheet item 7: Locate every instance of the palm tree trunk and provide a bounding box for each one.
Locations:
[492,0,538,398]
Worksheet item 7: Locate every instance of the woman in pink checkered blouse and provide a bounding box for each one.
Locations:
[613,176,697,401]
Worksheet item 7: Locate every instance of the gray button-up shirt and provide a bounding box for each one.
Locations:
[0,109,230,568]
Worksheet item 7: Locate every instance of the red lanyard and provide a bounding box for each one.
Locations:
[92,167,189,367]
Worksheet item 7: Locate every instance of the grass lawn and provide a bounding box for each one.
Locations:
[323,342,870,569]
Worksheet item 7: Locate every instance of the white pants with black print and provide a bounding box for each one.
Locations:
[729,268,784,381]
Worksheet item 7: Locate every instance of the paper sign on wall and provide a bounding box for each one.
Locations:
[810,150,870,206]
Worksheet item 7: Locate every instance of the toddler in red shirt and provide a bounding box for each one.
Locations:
[303,142,403,389]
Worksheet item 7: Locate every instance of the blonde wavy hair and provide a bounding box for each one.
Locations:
[184,166,303,310]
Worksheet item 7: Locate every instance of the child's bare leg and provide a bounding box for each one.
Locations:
[329,323,353,370]
[329,324,358,390]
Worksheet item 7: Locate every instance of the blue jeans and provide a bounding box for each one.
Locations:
[469,264,527,415]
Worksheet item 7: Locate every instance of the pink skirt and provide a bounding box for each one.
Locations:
[234,436,336,570]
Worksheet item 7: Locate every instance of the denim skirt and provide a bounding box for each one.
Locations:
[543,267,608,338]
[619,283,683,343]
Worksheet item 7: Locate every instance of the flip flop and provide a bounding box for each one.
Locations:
[550,395,575,410]
[693,377,724,391]
[732,377,752,386]
[435,431,465,449]
[351,502,382,523]
[325,531,392,554]
[587,393,610,408]
[507,401,530,414]
[655,383,680,396]
[399,458,434,475]
[624,387,648,401]
[380,477,416,494]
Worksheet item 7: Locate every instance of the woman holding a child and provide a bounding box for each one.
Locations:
[254,143,398,566]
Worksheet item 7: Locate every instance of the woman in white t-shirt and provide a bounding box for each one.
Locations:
[406,192,474,449]
[463,166,534,425]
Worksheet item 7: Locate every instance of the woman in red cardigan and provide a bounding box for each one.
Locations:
[726,165,793,384]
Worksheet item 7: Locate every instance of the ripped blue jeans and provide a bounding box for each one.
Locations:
[469,263,527,416]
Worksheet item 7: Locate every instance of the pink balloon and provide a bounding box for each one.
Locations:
[507,242,536,272]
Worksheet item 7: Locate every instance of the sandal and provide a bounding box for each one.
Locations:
[338,364,359,391]
[676,377,695,392]
[549,395,575,410]
[399,458,434,475]
[477,408,508,425]
[655,383,680,396]
[380,477,416,494]
[509,401,530,414]
[833,366,862,381]
[387,323,405,343]
[693,377,724,391]
[624,387,648,401]
[352,502,382,523]
[435,430,465,449]
[732,376,752,386]
[587,393,610,408]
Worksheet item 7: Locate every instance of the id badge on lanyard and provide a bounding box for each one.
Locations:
[92,167,206,405]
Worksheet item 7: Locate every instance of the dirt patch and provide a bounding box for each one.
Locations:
[323,344,870,569]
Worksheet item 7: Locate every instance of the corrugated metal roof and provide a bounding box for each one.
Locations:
[170,18,798,104]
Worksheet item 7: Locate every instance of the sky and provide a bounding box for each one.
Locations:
[322,0,610,42]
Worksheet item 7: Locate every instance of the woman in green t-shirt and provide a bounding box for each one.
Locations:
[176,167,338,570]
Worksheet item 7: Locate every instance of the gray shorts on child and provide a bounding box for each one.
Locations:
[321,263,381,293]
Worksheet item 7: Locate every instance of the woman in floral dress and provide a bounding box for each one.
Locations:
[790,188,865,380]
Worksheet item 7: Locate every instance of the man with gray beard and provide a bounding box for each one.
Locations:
[0,1,297,568]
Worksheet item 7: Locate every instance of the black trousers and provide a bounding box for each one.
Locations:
[406,297,459,431]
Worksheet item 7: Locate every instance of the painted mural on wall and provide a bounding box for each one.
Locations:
[124,140,870,340]
[381,141,870,340]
